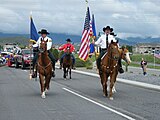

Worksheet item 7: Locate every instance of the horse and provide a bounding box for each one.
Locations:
[99,42,131,100]
[119,47,131,65]
[99,41,120,100]
[109,47,131,93]
[37,40,52,98]
[62,46,72,79]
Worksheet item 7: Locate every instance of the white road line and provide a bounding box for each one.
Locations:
[63,87,136,120]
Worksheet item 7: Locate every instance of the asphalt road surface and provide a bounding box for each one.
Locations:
[0,66,160,120]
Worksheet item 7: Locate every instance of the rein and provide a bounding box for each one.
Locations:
[38,61,52,70]
[101,44,119,71]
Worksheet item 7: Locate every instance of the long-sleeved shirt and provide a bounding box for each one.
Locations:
[95,34,117,49]
[33,36,52,50]
[58,43,75,53]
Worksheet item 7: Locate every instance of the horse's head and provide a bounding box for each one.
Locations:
[39,40,48,53]
[120,47,131,65]
[66,46,71,55]
[108,40,120,61]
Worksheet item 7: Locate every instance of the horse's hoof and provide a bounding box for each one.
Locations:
[41,92,46,99]
[103,94,107,97]
[109,97,114,100]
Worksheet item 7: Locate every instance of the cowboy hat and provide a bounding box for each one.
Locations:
[66,38,72,42]
[103,26,113,32]
[38,29,50,34]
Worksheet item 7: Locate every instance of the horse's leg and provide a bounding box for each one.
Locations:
[109,73,117,100]
[112,73,118,93]
[39,74,45,98]
[63,67,66,79]
[66,67,68,76]
[102,72,107,97]
[45,73,52,92]
[69,67,71,79]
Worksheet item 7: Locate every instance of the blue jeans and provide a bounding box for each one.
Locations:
[60,53,75,65]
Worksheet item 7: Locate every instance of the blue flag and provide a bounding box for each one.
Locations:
[89,14,97,57]
[30,17,39,43]
[92,14,96,37]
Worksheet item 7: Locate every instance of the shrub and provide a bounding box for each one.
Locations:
[85,59,93,69]
[59,51,64,59]
[75,58,86,67]
[75,57,93,69]
[51,48,59,61]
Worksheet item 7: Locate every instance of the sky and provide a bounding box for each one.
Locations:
[0,0,160,38]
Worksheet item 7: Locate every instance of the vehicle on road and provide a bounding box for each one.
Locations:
[14,49,33,69]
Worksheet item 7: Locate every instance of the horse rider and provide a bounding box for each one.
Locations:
[58,38,76,69]
[92,26,124,74]
[31,29,56,78]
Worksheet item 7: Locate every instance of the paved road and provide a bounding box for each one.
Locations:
[0,67,160,120]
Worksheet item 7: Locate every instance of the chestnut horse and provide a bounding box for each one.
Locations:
[37,40,52,98]
[99,41,120,100]
[110,47,131,93]
[99,42,131,100]
[62,46,72,79]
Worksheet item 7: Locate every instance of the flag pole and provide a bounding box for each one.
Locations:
[154,50,155,68]
[29,11,32,80]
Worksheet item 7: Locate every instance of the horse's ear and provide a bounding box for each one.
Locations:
[111,40,113,43]
[116,40,119,43]
[121,46,125,50]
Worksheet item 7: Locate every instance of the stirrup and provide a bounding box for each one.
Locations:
[32,72,36,78]
[52,71,55,77]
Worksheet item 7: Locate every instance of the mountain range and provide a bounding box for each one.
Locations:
[0,32,159,46]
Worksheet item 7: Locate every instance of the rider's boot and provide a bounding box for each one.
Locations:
[32,65,36,78]
[52,64,55,77]
[118,59,124,74]
[96,59,102,75]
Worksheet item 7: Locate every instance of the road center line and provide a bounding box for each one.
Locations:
[63,87,136,120]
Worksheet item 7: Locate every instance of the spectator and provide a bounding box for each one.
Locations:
[141,58,147,75]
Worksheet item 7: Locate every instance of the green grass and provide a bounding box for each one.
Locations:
[75,53,160,69]
[122,62,160,69]
[130,54,160,64]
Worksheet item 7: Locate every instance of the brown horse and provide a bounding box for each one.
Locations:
[62,46,72,79]
[110,47,131,93]
[99,41,120,100]
[37,40,52,98]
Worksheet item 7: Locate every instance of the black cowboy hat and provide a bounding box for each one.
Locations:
[103,26,113,32]
[66,38,72,42]
[38,29,50,34]
[110,32,117,36]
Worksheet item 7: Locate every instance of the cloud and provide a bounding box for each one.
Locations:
[0,0,160,38]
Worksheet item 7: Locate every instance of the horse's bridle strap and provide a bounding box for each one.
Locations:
[38,62,52,70]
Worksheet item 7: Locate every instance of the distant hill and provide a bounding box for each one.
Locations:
[0,32,159,46]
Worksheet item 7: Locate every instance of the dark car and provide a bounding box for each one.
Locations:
[14,49,33,69]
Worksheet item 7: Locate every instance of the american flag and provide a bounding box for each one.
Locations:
[154,50,160,59]
[79,7,92,61]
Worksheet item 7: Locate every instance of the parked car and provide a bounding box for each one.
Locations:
[14,49,33,69]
